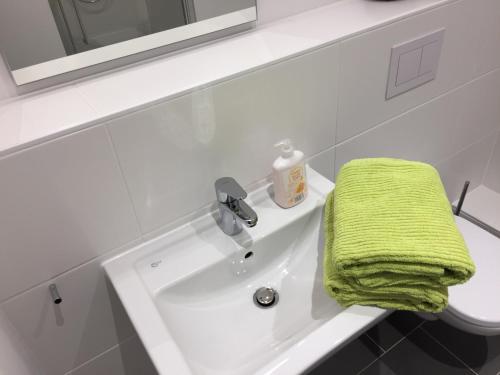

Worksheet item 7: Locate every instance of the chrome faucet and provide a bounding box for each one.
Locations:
[215,177,258,235]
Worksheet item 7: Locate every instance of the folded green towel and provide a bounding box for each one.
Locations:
[323,158,475,313]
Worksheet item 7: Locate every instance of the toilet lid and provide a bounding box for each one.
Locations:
[446,216,500,328]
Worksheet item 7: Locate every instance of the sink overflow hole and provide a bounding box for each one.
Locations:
[244,251,254,259]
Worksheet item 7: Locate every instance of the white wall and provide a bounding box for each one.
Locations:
[484,131,500,193]
[257,0,342,24]
[0,311,39,375]
[327,0,500,201]
[0,55,16,102]
[0,0,499,374]
[0,0,65,70]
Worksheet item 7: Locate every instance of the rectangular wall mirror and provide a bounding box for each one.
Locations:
[0,0,257,87]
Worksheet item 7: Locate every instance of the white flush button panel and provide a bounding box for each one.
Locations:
[386,29,445,99]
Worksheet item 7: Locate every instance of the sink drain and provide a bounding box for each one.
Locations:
[253,287,279,309]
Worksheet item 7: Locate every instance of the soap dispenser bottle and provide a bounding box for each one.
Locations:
[272,139,308,208]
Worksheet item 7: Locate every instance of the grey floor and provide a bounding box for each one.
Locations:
[307,311,500,375]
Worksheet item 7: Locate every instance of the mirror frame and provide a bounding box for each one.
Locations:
[4,6,257,87]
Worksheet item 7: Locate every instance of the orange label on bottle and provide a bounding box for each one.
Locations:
[284,165,307,206]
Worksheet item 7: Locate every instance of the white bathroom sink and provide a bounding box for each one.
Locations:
[104,168,388,375]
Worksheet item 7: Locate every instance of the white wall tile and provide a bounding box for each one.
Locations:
[0,86,100,156]
[475,0,500,76]
[308,147,335,182]
[68,336,157,375]
[0,126,141,300]
[484,131,500,193]
[336,0,487,143]
[334,69,500,176]
[0,251,138,375]
[108,45,339,233]
[0,310,40,375]
[257,0,341,24]
[437,135,497,201]
[449,70,500,153]
[0,55,16,102]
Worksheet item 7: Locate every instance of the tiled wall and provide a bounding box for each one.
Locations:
[0,55,15,101]
[484,131,500,193]
[0,0,341,102]
[106,44,338,234]
[256,0,341,24]
[312,0,500,201]
[1,0,500,374]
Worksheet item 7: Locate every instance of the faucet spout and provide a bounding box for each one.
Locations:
[231,199,258,228]
[215,177,258,235]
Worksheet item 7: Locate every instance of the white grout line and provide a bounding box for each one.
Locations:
[436,130,499,169]
[480,130,500,185]
[364,333,386,354]
[334,67,500,148]
[356,319,426,375]
[63,334,139,375]
[103,125,145,237]
[0,237,142,305]
[420,326,479,375]
[387,320,426,353]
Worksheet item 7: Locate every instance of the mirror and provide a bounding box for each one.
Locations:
[0,0,257,87]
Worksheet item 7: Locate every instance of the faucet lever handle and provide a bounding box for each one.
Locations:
[215,177,247,203]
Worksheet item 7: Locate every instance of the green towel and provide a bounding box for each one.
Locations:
[323,158,475,313]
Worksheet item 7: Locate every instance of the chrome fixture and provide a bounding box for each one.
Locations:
[253,287,279,308]
[215,177,258,236]
[49,284,62,304]
[454,180,470,216]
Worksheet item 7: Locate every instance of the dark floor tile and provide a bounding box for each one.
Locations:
[366,311,423,351]
[423,319,500,375]
[360,328,474,375]
[307,334,383,375]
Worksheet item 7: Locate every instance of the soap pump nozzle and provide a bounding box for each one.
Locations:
[274,139,294,158]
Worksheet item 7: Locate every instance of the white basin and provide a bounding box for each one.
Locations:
[104,168,388,375]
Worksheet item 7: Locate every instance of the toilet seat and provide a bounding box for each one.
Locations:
[438,308,500,336]
[440,216,500,334]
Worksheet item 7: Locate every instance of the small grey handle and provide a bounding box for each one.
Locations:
[215,177,247,203]
[454,180,470,216]
[49,284,62,304]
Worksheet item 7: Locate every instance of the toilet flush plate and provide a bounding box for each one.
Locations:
[386,29,445,99]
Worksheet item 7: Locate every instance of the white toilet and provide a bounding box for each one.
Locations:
[435,216,500,336]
